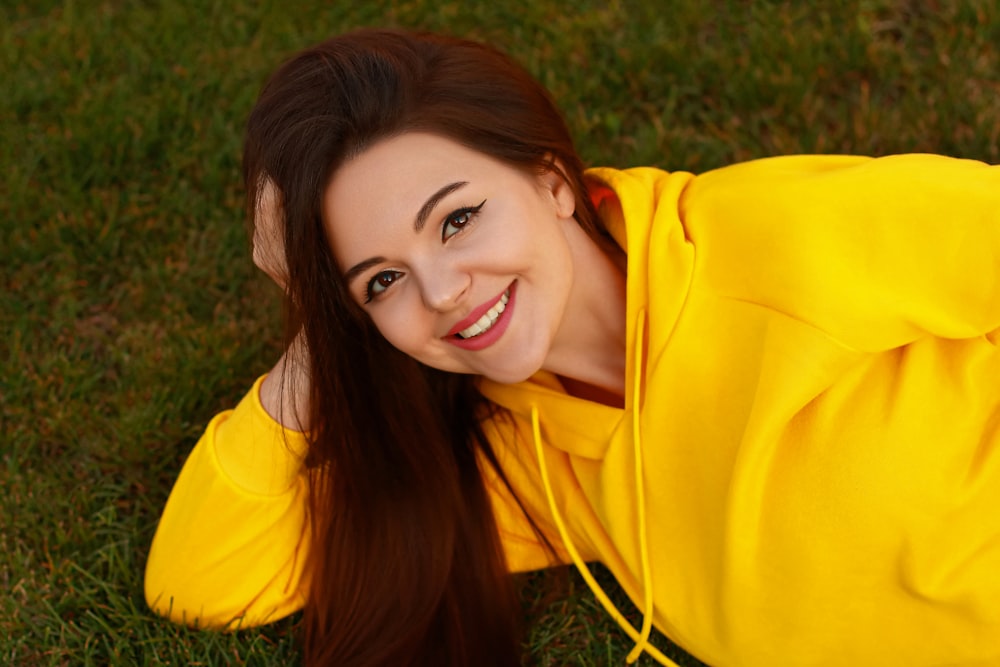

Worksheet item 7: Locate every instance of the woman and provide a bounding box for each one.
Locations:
[145,28,1000,666]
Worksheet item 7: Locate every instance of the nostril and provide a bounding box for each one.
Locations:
[422,271,472,312]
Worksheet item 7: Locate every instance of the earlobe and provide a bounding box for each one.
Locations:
[540,160,577,219]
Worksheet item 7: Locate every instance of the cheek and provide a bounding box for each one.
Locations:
[368,298,435,353]
[480,204,540,257]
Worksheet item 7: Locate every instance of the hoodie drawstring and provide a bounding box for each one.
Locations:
[531,310,677,666]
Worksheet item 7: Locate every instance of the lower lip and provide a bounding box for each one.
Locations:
[444,282,517,351]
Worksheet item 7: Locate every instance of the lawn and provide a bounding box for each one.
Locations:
[2,0,998,664]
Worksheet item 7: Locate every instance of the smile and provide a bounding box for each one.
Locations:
[444,282,517,351]
[457,291,509,339]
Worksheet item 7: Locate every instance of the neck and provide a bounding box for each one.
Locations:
[542,222,627,400]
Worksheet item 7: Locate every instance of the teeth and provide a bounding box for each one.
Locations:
[458,291,509,339]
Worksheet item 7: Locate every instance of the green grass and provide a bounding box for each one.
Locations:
[2,0,998,664]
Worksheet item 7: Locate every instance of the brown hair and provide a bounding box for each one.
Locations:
[243,28,601,666]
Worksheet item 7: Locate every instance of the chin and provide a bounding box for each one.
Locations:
[482,370,535,385]
[418,348,546,384]
[480,358,545,385]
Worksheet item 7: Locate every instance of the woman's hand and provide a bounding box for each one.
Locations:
[252,179,312,431]
[252,179,289,291]
[259,332,311,432]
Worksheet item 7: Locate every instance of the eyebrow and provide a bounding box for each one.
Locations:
[343,181,469,286]
[415,181,468,232]
[343,256,387,286]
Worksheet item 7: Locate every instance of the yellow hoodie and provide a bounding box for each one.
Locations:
[147,154,1000,666]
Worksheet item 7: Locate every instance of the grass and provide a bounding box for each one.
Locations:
[2,0,998,664]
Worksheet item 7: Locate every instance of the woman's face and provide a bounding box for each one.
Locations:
[323,132,579,384]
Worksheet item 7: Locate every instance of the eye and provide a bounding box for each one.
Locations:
[365,269,404,303]
[441,199,486,241]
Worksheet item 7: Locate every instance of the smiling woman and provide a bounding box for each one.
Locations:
[324,131,616,385]
[144,28,1000,667]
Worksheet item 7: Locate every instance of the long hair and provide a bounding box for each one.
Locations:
[242,29,601,666]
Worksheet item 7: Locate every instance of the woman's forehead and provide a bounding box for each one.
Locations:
[324,133,515,221]
[333,133,486,186]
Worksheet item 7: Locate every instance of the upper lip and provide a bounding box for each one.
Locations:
[444,286,510,337]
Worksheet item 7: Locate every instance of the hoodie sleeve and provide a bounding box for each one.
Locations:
[680,153,1000,351]
[144,377,565,629]
[145,375,310,629]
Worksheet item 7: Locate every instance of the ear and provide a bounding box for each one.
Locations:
[538,159,577,219]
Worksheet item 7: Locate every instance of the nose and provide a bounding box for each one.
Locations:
[418,263,471,313]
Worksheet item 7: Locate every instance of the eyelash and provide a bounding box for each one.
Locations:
[441,199,486,241]
[364,269,403,303]
[363,199,488,303]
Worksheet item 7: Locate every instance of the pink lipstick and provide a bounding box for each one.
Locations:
[444,281,517,351]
